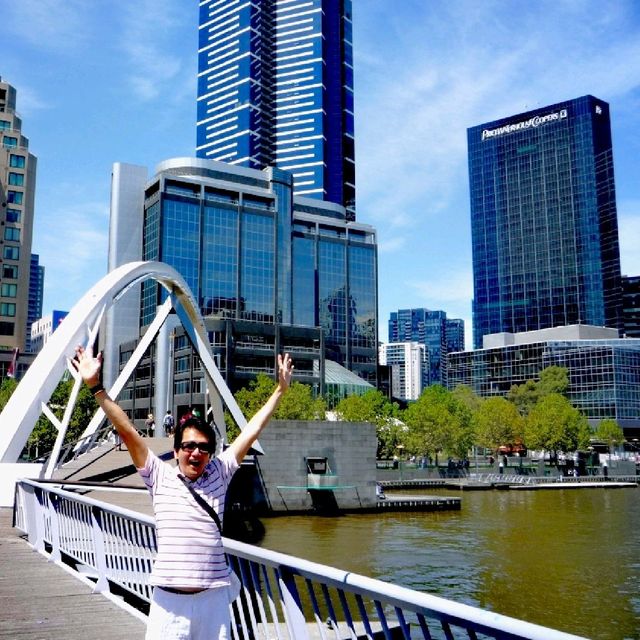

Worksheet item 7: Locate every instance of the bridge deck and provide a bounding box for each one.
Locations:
[0,508,146,640]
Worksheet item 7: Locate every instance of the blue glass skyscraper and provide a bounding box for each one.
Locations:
[388,308,464,387]
[197,0,355,219]
[468,95,623,349]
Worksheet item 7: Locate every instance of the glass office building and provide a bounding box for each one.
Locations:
[447,331,640,436]
[468,95,623,349]
[388,308,465,387]
[622,275,640,339]
[110,157,377,395]
[197,0,356,218]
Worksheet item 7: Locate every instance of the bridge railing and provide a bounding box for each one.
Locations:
[13,478,587,640]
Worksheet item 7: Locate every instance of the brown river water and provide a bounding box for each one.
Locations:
[258,486,640,640]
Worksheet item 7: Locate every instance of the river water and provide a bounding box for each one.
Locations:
[258,486,639,640]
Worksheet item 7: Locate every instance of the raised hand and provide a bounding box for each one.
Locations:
[73,346,103,387]
[277,352,294,391]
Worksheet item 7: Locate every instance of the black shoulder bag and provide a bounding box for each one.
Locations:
[178,475,242,602]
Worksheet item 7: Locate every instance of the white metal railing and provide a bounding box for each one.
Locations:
[13,479,588,640]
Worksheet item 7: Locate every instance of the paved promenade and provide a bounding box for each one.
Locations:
[0,507,146,640]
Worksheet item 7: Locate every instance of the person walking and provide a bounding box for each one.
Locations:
[144,413,155,437]
[162,410,175,437]
[73,345,294,640]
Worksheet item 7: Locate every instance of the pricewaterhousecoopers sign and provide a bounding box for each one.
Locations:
[481,109,568,141]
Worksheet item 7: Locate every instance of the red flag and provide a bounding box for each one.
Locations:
[7,347,19,378]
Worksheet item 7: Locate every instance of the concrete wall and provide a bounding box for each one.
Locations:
[256,420,377,512]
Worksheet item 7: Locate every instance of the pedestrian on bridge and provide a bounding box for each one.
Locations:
[73,346,294,640]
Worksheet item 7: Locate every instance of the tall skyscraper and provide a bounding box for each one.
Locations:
[0,77,38,353]
[468,95,622,349]
[197,0,355,218]
[388,308,464,387]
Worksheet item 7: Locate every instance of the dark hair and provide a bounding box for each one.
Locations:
[173,417,217,453]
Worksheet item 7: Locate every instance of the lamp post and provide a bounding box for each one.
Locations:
[396,444,405,483]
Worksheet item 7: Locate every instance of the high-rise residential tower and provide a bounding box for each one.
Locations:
[197,0,356,218]
[468,95,623,349]
[0,77,37,353]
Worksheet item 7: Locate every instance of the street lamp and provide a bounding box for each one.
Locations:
[396,444,405,483]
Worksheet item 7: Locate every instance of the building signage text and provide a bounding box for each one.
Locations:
[481,109,568,141]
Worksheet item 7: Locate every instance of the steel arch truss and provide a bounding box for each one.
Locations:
[0,261,249,471]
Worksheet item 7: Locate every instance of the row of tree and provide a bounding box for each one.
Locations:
[234,366,625,461]
[1,365,626,462]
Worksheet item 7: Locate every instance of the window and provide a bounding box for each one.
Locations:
[6,209,20,223]
[1,284,17,297]
[9,154,25,168]
[4,227,20,241]
[0,120,10,131]
[0,322,14,336]
[3,246,19,260]
[3,136,17,148]
[2,265,18,279]
[8,172,24,186]
[7,191,23,205]
[0,303,16,317]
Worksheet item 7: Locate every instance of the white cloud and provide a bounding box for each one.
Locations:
[4,0,87,52]
[33,200,109,313]
[119,0,195,102]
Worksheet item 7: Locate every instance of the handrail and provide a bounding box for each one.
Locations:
[25,424,114,468]
[12,478,588,640]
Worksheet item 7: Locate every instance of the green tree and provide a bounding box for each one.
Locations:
[452,384,482,413]
[0,377,17,411]
[474,396,523,452]
[26,378,98,458]
[230,373,325,441]
[525,393,590,456]
[402,385,472,461]
[508,366,570,416]
[594,418,624,450]
[537,366,569,397]
[507,379,539,416]
[335,389,401,458]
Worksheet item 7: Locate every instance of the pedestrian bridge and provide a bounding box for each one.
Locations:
[13,478,586,640]
[1,262,588,639]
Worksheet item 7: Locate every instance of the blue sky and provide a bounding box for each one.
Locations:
[3,0,640,350]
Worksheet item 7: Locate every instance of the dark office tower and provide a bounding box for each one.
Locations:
[0,77,37,352]
[468,96,623,349]
[388,308,464,387]
[26,254,44,353]
[621,275,640,339]
[197,0,356,219]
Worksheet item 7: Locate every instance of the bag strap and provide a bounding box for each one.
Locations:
[178,474,223,534]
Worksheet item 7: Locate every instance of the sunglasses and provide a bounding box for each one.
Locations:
[179,441,214,454]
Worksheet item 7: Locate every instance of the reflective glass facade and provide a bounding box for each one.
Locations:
[468,95,623,349]
[139,159,376,383]
[291,204,377,382]
[197,0,355,218]
[621,275,640,339]
[447,339,640,433]
[388,308,465,387]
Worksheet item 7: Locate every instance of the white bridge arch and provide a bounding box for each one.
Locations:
[0,261,250,480]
